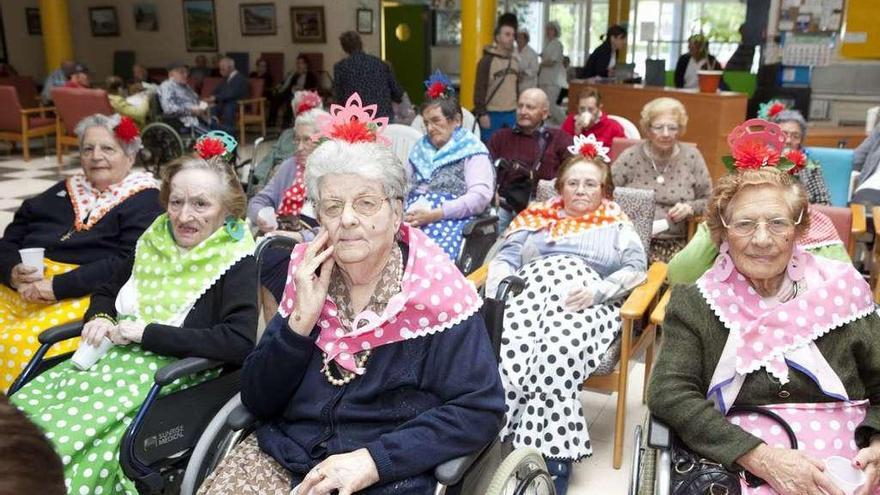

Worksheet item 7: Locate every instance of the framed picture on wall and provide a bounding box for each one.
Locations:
[0,8,7,64]
[290,7,325,43]
[183,0,218,52]
[89,7,120,37]
[240,3,276,36]
[432,10,461,46]
[357,8,373,34]
[133,3,158,32]
[25,7,41,35]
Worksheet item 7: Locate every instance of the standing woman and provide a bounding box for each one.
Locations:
[582,25,628,79]
[674,34,722,89]
[612,97,712,262]
[405,71,493,261]
[539,21,566,124]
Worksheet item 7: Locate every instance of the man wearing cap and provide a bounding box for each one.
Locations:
[157,61,210,134]
[63,64,91,89]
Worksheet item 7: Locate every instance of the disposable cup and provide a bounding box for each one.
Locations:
[18,248,45,273]
[825,455,865,495]
[257,207,278,230]
[71,337,114,371]
[697,70,724,93]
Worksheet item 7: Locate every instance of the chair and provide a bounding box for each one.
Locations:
[812,203,865,259]
[0,86,55,161]
[805,146,856,206]
[237,78,267,144]
[385,123,423,165]
[0,75,43,108]
[259,52,284,89]
[609,137,641,163]
[608,114,641,139]
[200,77,223,99]
[50,87,114,165]
[410,107,481,140]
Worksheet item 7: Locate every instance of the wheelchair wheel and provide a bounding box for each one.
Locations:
[140,122,185,176]
[485,447,555,495]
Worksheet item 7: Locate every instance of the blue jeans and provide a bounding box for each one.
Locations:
[480,110,516,144]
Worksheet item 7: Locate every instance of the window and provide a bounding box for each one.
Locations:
[514,0,609,68]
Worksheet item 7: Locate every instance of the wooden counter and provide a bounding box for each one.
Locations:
[568,82,748,181]
[804,126,868,149]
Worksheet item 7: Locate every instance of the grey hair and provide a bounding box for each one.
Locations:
[546,21,561,37]
[305,140,410,208]
[772,109,808,139]
[419,97,461,122]
[75,113,142,157]
[293,108,328,132]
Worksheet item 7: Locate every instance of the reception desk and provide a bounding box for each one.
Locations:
[568,82,748,181]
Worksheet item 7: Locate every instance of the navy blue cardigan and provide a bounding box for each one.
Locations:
[242,311,505,493]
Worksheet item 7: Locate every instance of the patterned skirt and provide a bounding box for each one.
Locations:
[406,191,470,261]
[498,255,622,461]
[649,237,687,264]
[10,345,216,494]
[0,259,88,391]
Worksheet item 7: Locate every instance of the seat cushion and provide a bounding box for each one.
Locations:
[28,116,55,128]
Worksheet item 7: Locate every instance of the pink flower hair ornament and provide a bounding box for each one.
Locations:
[567,134,611,163]
[315,93,389,146]
[722,119,805,175]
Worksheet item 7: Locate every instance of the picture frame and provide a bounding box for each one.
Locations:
[183,0,218,52]
[89,7,119,37]
[133,3,158,32]
[290,6,325,44]
[25,7,41,35]
[432,10,461,46]
[240,3,276,36]
[356,8,373,34]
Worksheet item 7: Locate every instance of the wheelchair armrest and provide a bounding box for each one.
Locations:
[154,357,223,386]
[620,262,667,321]
[227,403,257,430]
[461,215,499,236]
[38,320,84,345]
[495,275,525,302]
[433,447,487,486]
[255,234,298,261]
[647,414,673,450]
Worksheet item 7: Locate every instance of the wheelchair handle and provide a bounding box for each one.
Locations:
[226,403,257,431]
[154,357,223,386]
[495,275,525,302]
[38,320,83,344]
[434,444,489,486]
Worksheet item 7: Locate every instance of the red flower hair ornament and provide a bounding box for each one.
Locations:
[292,90,322,117]
[114,116,140,144]
[315,93,389,146]
[723,119,805,175]
[194,131,237,161]
[567,134,611,163]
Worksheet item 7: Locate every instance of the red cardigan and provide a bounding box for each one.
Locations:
[561,112,626,148]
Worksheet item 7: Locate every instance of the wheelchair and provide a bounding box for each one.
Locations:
[179,235,555,495]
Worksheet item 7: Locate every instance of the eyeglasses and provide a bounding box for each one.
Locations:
[721,209,804,237]
[649,124,680,134]
[318,194,391,218]
[782,131,803,141]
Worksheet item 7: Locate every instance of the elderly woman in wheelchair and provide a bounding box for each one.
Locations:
[486,137,648,495]
[404,71,494,261]
[9,153,258,495]
[646,140,880,495]
[197,94,505,495]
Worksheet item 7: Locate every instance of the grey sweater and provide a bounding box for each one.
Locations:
[647,283,880,469]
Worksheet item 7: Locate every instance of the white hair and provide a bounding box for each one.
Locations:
[294,108,328,132]
[75,113,142,157]
[305,140,410,206]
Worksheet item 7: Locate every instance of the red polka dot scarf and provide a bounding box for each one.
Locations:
[66,171,159,232]
[276,161,307,217]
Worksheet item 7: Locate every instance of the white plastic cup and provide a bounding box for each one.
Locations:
[71,337,114,371]
[257,207,278,230]
[18,248,45,274]
[825,455,866,495]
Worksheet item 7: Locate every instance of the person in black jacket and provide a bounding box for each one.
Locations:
[333,31,403,121]
[208,57,250,134]
[674,33,722,89]
[270,54,320,128]
[0,113,162,392]
[9,154,258,495]
[198,99,504,495]
[581,24,628,79]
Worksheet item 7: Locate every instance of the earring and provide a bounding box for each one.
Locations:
[224,215,245,241]
[786,247,806,281]
[713,241,735,282]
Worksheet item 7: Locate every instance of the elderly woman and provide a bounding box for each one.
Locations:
[198,93,504,495]
[612,97,712,262]
[674,33,722,89]
[648,127,880,495]
[770,108,832,205]
[667,118,845,285]
[486,137,647,495]
[0,114,162,391]
[405,71,493,260]
[10,155,258,495]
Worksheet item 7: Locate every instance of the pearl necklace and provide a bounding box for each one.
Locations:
[322,245,404,386]
[645,143,679,185]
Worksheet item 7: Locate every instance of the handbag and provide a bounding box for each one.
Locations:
[495,130,551,214]
[670,405,798,495]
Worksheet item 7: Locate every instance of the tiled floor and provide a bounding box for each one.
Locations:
[0,145,648,495]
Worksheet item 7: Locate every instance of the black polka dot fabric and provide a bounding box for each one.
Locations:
[498,254,622,461]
